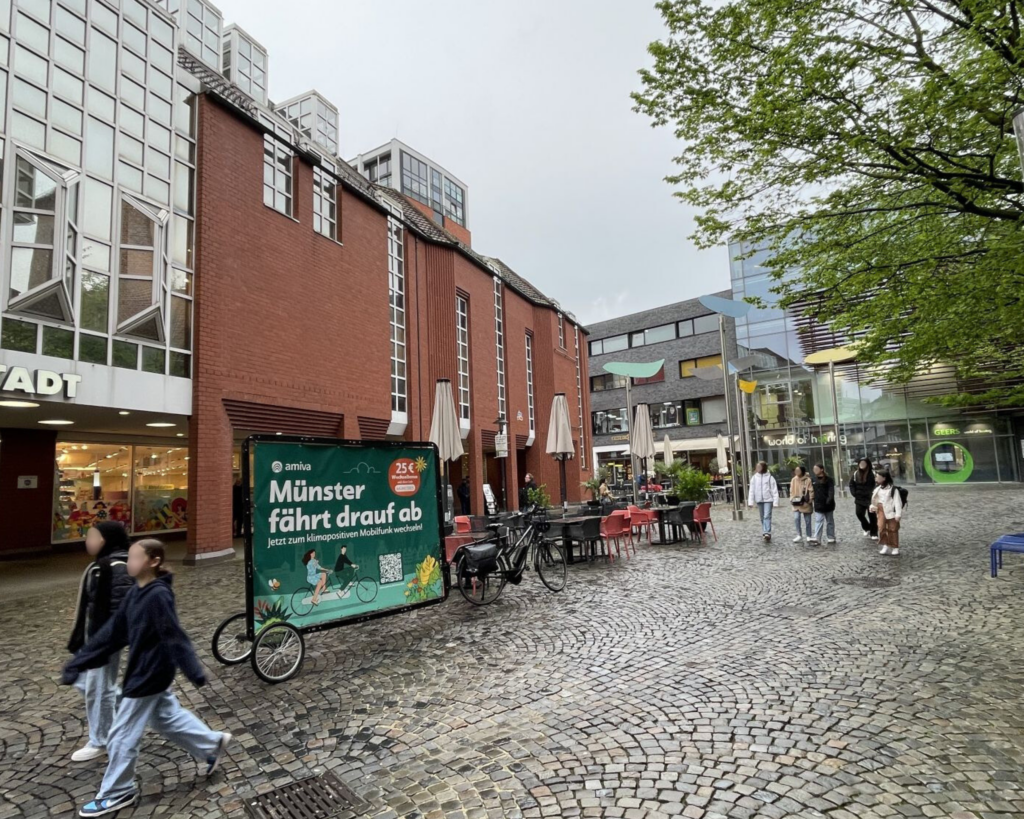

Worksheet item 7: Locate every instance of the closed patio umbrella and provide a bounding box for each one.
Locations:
[428,379,464,476]
[546,393,575,511]
[632,403,657,492]
[663,434,674,471]
[716,433,729,474]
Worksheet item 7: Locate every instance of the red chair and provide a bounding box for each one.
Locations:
[599,515,620,562]
[454,516,471,534]
[628,505,653,543]
[693,502,717,543]
[604,511,635,559]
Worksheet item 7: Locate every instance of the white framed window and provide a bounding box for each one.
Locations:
[117,194,169,343]
[6,149,81,323]
[444,178,464,226]
[261,118,293,217]
[313,167,337,241]
[387,205,407,414]
[365,153,392,187]
[222,27,267,104]
[184,0,222,69]
[525,332,535,433]
[574,325,586,469]
[558,313,565,348]
[401,151,429,205]
[494,276,506,421]
[456,295,470,422]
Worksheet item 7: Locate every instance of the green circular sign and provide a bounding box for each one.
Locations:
[924,442,974,484]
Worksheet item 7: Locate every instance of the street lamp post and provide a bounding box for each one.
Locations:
[804,347,858,493]
[698,294,753,521]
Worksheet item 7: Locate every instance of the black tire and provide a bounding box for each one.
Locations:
[250,623,304,684]
[535,540,568,592]
[211,612,252,665]
[454,550,507,606]
[356,576,377,603]
[290,585,314,617]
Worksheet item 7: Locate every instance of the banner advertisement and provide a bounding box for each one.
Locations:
[247,439,446,636]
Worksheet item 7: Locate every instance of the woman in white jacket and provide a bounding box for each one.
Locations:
[869,471,903,556]
[747,461,780,543]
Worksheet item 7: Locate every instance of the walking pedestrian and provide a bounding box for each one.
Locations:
[747,461,779,543]
[789,466,814,543]
[62,539,231,818]
[870,471,903,556]
[519,473,537,509]
[849,458,878,540]
[809,464,836,545]
[457,477,471,515]
[67,521,134,763]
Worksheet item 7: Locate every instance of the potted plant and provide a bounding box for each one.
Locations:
[580,467,610,504]
[663,462,711,503]
[526,483,552,510]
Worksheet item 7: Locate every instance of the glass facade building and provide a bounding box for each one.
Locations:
[730,241,1022,484]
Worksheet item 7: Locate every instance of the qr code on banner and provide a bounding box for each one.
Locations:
[378,553,404,584]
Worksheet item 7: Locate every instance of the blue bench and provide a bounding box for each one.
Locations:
[990,533,1024,577]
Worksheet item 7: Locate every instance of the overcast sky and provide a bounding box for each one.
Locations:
[212,0,730,325]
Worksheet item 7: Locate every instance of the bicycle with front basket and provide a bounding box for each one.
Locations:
[452,505,567,605]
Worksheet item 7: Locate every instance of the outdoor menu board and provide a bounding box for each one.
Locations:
[245,437,448,637]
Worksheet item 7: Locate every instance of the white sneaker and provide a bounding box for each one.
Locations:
[793,535,803,542]
[862,531,870,538]
[871,536,879,542]
[71,745,105,762]
[827,538,837,544]
[879,546,891,555]
[890,548,899,556]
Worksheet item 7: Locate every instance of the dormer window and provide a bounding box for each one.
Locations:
[222,24,268,105]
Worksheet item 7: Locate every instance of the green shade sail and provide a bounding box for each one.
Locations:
[603,359,665,379]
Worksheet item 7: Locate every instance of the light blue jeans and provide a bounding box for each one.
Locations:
[813,511,836,542]
[793,511,812,537]
[74,650,121,748]
[96,689,222,801]
[758,502,774,534]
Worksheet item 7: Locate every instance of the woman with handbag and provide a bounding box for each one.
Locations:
[789,466,814,543]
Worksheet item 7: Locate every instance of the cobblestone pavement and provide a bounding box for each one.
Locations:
[3,485,1024,819]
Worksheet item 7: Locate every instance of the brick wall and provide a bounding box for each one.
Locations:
[188,97,391,557]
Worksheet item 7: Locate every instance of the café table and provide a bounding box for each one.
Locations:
[552,515,602,564]
[649,503,697,544]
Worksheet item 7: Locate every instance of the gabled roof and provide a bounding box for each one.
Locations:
[176,47,582,328]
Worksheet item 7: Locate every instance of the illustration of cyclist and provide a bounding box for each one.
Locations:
[301,549,330,606]
[333,545,360,598]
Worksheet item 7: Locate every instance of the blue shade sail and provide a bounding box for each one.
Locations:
[602,360,665,379]
[698,294,752,319]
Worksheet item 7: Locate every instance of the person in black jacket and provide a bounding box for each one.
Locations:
[62,540,231,818]
[849,458,878,540]
[809,463,837,545]
[67,521,134,763]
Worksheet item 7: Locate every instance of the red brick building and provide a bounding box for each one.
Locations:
[186,75,592,560]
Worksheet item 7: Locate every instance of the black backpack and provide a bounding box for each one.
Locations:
[894,486,909,509]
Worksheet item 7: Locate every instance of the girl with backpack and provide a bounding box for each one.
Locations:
[747,461,779,543]
[870,471,903,556]
[62,539,231,817]
[849,458,878,540]
[67,522,134,762]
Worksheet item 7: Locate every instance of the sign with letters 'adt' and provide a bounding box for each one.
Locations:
[247,439,446,635]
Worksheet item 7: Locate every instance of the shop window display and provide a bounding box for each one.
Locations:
[132,446,189,534]
[52,442,188,542]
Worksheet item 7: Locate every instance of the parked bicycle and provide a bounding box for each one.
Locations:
[453,505,567,605]
[290,569,378,616]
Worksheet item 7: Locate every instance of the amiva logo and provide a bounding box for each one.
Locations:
[271,461,312,473]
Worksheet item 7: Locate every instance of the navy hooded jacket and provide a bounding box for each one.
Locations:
[62,573,206,698]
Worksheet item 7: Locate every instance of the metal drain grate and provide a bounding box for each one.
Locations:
[833,577,900,589]
[245,770,367,819]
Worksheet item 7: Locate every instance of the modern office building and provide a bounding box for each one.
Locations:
[730,241,1024,484]
[587,293,738,483]
[0,0,591,559]
[349,139,470,246]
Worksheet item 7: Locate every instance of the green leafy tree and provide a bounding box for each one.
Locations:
[634,0,1024,405]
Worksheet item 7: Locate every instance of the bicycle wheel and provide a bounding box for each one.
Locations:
[454,551,507,606]
[290,585,314,617]
[535,540,568,592]
[211,612,252,665]
[251,623,305,684]
[356,576,378,603]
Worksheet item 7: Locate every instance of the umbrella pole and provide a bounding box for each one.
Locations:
[560,458,567,513]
